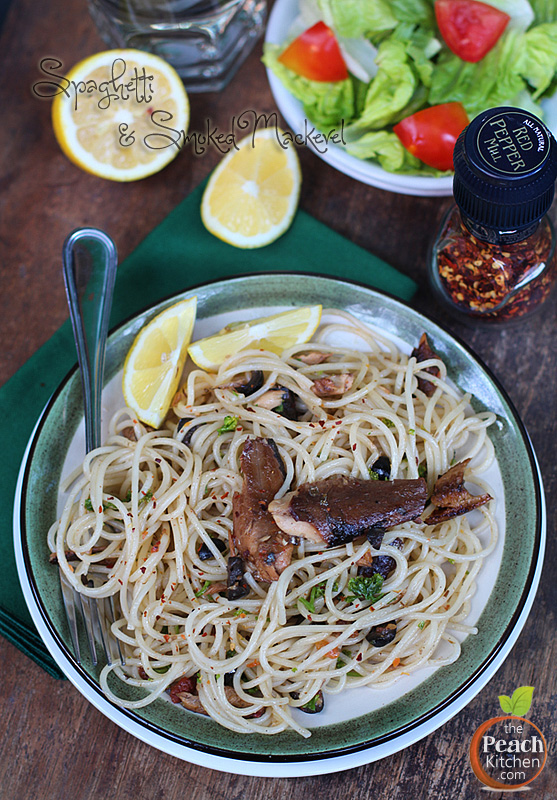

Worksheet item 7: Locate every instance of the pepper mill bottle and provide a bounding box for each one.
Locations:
[429,106,557,322]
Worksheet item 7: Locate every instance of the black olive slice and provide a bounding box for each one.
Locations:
[198,537,227,561]
[291,689,324,713]
[366,621,397,647]
[370,455,391,480]
[227,556,250,600]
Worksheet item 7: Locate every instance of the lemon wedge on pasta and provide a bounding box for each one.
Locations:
[123,298,197,427]
[188,305,322,371]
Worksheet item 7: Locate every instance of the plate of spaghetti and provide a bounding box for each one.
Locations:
[14,274,544,776]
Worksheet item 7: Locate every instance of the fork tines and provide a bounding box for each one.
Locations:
[59,572,125,667]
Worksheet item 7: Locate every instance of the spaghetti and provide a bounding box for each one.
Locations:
[48,310,497,737]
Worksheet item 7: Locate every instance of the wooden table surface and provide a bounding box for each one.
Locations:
[1,1,555,798]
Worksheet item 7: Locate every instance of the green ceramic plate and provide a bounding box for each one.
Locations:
[15,275,544,776]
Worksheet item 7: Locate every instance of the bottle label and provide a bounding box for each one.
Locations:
[476,111,550,177]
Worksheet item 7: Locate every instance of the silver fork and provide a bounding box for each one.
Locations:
[59,227,122,667]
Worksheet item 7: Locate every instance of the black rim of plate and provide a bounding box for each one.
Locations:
[19,273,543,764]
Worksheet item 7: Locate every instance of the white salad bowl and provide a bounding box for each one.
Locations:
[264,0,455,197]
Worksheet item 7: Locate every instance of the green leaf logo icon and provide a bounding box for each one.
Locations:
[498,686,534,716]
[498,694,513,713]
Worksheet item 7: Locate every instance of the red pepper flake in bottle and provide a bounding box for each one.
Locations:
[430,107,557,323]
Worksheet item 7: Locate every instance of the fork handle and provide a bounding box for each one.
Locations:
[62,228,118,453]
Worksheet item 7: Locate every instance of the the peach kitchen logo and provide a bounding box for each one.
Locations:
[469,686,547,791]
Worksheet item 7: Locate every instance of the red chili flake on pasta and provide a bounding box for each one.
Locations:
[352,444,357,451]
[221,492,229,499]
[356,653,362,662]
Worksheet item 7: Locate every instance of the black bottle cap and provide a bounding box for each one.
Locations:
[453,106,557,237]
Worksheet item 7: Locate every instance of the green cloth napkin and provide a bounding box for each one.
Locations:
[1,179,417,679]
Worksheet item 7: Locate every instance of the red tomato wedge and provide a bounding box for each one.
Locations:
[435,0,510,63]
[393,103,470,172]
[278,21,348,82]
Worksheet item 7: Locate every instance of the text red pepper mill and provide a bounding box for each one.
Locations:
[429,106,557,322]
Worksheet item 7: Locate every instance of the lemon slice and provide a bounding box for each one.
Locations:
[201,128,301,248]
[188,305,322,371]
[52,49,189,181]
[123,298,197,427]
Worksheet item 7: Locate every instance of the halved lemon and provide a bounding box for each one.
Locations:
[52,49,189,181]
[123,298,197,427]
[201,128,301,248]
[188,305,322,371]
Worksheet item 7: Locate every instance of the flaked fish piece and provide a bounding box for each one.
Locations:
[120,426,138,441]
[312,373,354,397]
[49,546,117,568]
[219,371,264,396]
[253,386,299,420]
[268,475,427,547]
[169,675,255,716]
[231,438,293,582]
[297,352,332,365]
[411,333,442,397]
[425,459,492,525]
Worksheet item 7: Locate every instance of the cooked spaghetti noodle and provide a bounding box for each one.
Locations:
[48,310,497,737]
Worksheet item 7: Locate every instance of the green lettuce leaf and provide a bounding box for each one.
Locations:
[429,29,528,117]
[393,23,441,86]
[262,44,355,129]
[346,38,417,131]
[389,0,435,26]
[528,0,557,23]
[315,0,397,38]
[344,129,424,172]
[516,23,557,97]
